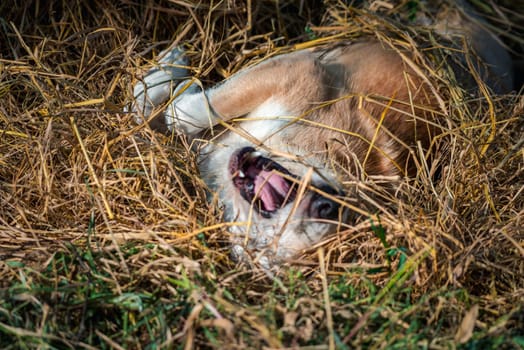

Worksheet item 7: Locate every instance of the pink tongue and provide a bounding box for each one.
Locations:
[254,170,290,211]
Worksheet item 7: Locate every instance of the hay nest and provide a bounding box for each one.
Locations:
[0,0,522,348]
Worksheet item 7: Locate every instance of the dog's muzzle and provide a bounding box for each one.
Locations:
[229,146,343,220]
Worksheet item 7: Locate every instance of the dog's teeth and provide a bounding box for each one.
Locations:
[238,170,245,178]
[248,151,262,159]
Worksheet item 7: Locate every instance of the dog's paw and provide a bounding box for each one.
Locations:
[127,46,190,129]
[157,46,188,67]
[163,79,205,135]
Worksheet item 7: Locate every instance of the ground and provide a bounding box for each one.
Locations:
[0,0,523,348]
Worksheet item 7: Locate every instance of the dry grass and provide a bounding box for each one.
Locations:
[0,0,523,348]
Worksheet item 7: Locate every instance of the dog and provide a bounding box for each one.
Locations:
[129,4,514,267]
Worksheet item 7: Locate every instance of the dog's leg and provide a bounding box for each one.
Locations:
[433,3,514,93]
[129,47,189,132]
[166,49,328,136]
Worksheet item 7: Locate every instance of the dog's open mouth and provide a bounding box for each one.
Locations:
[229,147,298,218]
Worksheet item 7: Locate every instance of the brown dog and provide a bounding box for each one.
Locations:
[129,4,513,267]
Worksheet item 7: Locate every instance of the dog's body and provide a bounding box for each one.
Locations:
[130,5,514,266]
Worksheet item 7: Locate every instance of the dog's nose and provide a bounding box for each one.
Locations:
[309,186,341,220]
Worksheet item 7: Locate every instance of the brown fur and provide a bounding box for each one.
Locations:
[204,42,437,176]
[130,6,514,265]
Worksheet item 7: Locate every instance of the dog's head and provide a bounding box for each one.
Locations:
[199,142,351,266]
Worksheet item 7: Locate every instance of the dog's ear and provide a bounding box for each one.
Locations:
[316,43,439,177]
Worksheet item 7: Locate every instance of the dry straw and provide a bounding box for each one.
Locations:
[0,0,522,348]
